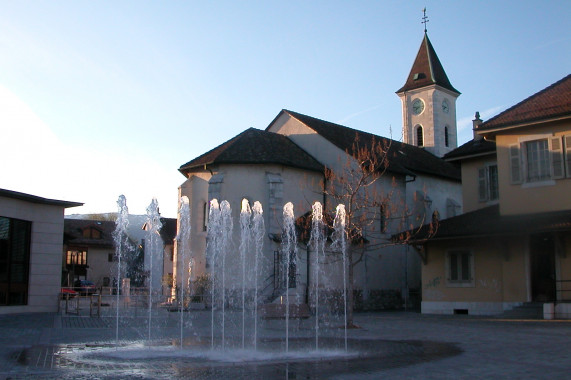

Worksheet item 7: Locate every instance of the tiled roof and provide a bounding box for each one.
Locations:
[394,204,571,242]
[396,33,459,95]
[179,128,324,175]
[64,219,116,248]
[443,138,496,161]
[479,74,571,131]
[281,110,460,181]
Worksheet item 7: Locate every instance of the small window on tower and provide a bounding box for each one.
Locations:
[416,126,424,147]
[445,126,449,147]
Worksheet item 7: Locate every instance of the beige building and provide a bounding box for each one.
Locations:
[174,31,463,311]
[63,219,116,289]
[405,74,571,318]
[64,217,176,298]
[0,188,81,314]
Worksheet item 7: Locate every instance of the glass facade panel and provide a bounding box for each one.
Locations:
[0,216,31,306]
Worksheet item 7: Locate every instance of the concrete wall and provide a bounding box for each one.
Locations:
[422,233,571,317]
[178,163,324,304]
[0,196,68,314]
[83,247,113,288]
[461,155,498,213]
[421,237,529,315]
[216,163,323,301]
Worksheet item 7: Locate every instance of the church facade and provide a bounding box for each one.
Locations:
[173,32,462,311]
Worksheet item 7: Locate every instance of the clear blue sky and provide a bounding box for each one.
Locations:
[1,1,569,217]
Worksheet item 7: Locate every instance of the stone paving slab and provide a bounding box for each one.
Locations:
[0,311,569,379]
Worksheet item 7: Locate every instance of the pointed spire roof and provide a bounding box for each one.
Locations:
[396,33,460,95]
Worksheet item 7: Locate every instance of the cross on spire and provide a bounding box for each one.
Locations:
[422,7,429,33]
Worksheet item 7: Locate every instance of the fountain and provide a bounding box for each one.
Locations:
[176,196,191,349]
[333,203,348,350]
[281,202,297,352]
[206,198,221,349]
[109,198,347,350]
[239,199,251,348]
[43,198,461,378]
[145,198,163,341]
[251,200,265,350]
[310,201,325,350]
[112,194,130,347]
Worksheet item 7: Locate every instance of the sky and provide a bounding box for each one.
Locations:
[0,1,569,218]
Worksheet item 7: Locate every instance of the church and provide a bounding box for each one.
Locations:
[173,30,463,312]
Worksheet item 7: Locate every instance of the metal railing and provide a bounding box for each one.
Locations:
[58,287,173,317]
[58,290,102,317]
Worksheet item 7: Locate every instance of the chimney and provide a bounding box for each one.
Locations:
[472,111,483,140]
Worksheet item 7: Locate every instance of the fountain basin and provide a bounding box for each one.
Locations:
[17,337,462,379]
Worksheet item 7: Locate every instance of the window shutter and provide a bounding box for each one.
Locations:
[551,137,564,179]
[509,144,522,184]
[478,167,487,201]
[565,135,571,178]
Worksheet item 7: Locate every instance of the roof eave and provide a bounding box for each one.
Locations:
[180,161,324,175]
[444,150,496,162]
[478,114,571,135]
[0,188,83,208]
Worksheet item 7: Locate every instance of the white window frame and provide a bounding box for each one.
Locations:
[511,134,565,188]
[445,249,475,287]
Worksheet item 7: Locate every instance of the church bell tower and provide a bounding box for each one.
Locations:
[396,10,460,157]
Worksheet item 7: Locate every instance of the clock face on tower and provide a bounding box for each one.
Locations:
[412,99,424,115]
[442,99,450,114]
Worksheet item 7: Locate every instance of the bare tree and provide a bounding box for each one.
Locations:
[323,134,436,327]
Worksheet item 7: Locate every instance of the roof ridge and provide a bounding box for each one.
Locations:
[282,109,460,181]
[179,125,324,174]
[283,109,399,145]
[425,33,436,83]
[178,127,261,170]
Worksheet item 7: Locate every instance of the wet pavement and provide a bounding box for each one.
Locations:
[0,309,570,379]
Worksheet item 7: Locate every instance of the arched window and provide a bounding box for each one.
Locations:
[444,126,449,147]
[416,125,424,147]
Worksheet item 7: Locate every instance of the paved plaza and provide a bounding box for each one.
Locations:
[0,308,570,379]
